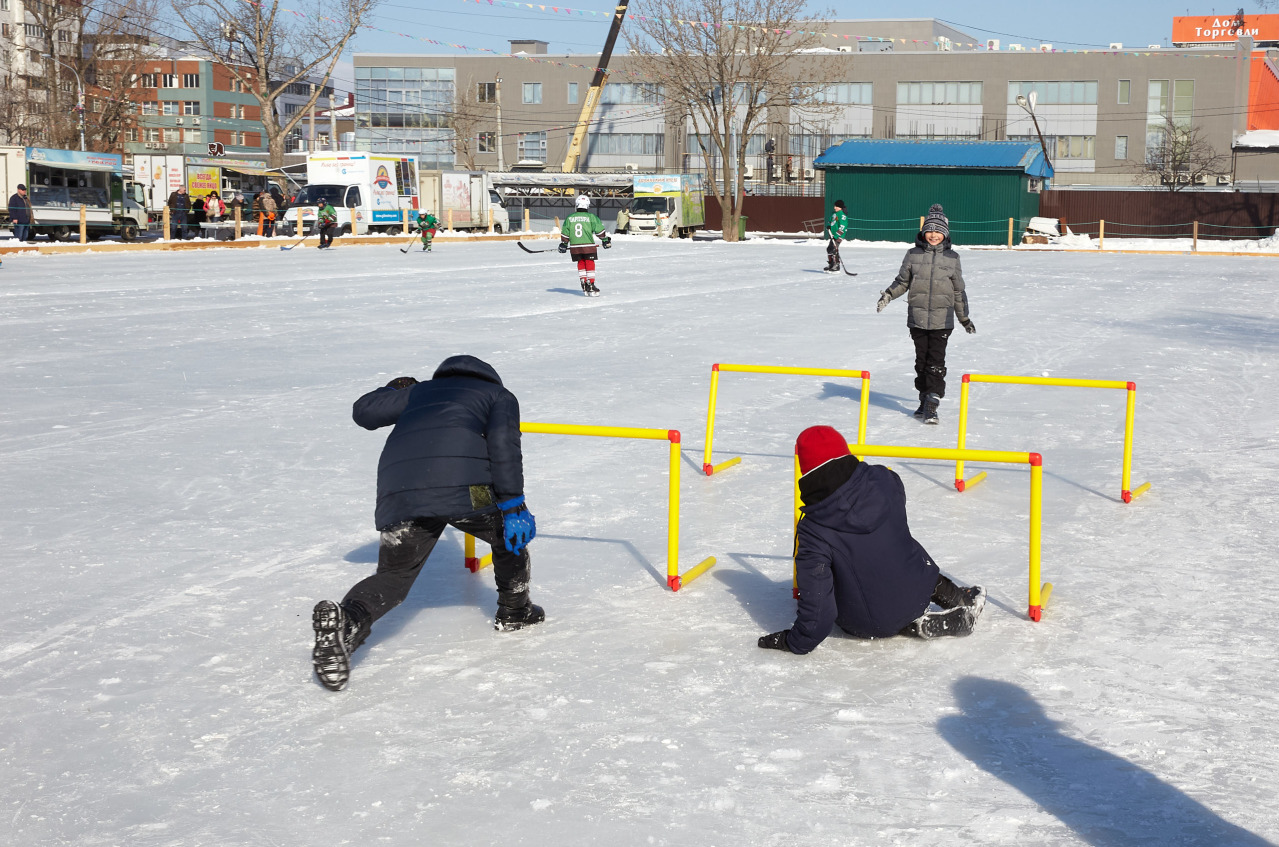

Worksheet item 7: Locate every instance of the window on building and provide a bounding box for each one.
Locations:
[162,73,179,88]
[164,128,180,143]
[587,133,665,156]
[183,73,200,88]
[61,81,73,93]
[1118,79,1130,105]
[1115,135,1128,160]
[1054,135,1095,159]
[141,101,157,114]
[162,100,179,115]
[567,82,579,104]
[143,128,161,142]
[1173,79,1194,121]
[183,101,201,115]
[25,23,46,38]
[517,130,546,161]
[477,82,495,102]
[127,128,139,142]
[140,73,157,88]
[898,81,984,105]
[478,131,496,152]
[57,29,72,42]
[600,83,664,105]
[1006,81,1098,105]
[522,82,542,104]
[1,24,9,38]
[1,1,9,11]
[808,82,872,105]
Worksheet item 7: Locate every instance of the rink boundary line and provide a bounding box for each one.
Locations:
[0,232,553,256]
[968,246,1279,258]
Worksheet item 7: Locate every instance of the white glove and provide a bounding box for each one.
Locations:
[876,291,891,313]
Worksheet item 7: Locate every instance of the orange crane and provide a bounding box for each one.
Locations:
[561,0,631,173]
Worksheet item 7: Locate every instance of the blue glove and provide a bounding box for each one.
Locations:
[602,237,612,249]
[497,496,536,555]
[557,241,568,254]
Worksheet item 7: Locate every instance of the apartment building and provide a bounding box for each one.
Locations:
[353,17,1279,185]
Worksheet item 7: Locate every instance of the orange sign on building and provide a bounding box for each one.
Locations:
[1172,14,1279,45]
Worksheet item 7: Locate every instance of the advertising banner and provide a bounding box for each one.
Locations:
[187,166,220,197]
[1172,14,1279,43]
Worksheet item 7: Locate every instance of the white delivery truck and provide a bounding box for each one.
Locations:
[624,173,706,238]
[1,146,149,241]
[131,154,272,216]
[281,152,419,237]
[418,170,510,232]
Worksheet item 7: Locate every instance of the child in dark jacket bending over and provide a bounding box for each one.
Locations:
[758,425,986,655]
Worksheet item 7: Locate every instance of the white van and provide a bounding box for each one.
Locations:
[282,152,419,236]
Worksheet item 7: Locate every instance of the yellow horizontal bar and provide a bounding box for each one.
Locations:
[1040,582,1053,608]
[717,364,867,379]
[521,421,673,441]
[679,556,717,587]
[711,456,742,473]
[478,553,492,570]
[961,470,988,490]
[1128,482,1152,500]
[849,443,1037,466]
[967,374,1129,390]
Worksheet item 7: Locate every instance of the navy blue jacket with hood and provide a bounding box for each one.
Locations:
[788,457,940,653]
[352,355,524,530]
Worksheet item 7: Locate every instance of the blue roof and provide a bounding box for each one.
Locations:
[814,139,1053,178]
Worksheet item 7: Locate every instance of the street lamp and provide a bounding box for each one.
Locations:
[494,76,504,171]
[44,53,86,151]
[1015,91,1051,175]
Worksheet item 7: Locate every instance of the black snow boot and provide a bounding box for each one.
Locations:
[494,603,546,632]
[913,392,927,419]
[913,606,975,638]
[922,393,941,425]
[311,600,371,691]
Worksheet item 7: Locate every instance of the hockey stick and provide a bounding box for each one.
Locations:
[399,239,422,254]
[517,241,555,254]
[841,262,858,277]
[279,231,309,251]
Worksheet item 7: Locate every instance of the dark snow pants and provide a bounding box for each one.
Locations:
[910,327,952,398]
[343,511,531,623]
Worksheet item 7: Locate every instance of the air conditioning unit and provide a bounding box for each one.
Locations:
[986,39,1000,51]
[624,162,639,172]
[175,116,183,125]
[1175,174,1190,184]
[1147,44,1161,49]
[144,142,165,149]
[803,167,815,179]
[1193,174,1207,185]
[772,166,782,178]
[837,45,852,53]
[1217,175,1232,185]
[1008,43,1025,51]
[742,165,753,179]
[1109,42,1123,49]
[192,117,201,125]
[1039,43,1053,52]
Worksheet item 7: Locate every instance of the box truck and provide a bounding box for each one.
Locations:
[281,152,419,236]
[418,170,510,232]
[623,174,705,238]
[131,154,273,215]
[1,146,149,241]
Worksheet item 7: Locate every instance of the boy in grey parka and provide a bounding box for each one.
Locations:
[876,204,975,424]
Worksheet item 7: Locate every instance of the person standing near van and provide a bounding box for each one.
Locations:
[8,184,33,242]
[166,185,190,240]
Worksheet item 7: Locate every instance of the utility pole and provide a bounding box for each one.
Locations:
[328,93,338,151]
[495,76,505,171]
[309,82,317,152]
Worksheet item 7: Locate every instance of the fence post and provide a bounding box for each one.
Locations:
[554,216,560,231]
[488,206,494,233]
[1099,219,1105,250]
[524,207,530,233]
[448,208,454,232]
[402,208,409,234]
[350,207,357,236]
[1007,217,1014,248]
[919,215,924,231]
[162,206,171,242]
[1193,220,1199,252]
[79,205,87,244]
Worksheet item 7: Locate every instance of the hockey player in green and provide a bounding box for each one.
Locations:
[825,199,849,272]
[558,194,611,296]
[416,210,439,251]
[316,198,339,249]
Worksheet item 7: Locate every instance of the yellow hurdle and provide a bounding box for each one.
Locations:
[702,363,871,476]
[954,373,1151,503]
[793,443,1052,622]
[464,421,715,591]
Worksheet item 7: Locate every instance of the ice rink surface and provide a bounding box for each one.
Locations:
[2,236,1277,846]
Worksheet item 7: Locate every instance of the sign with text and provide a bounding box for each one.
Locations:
[1172,14,1279,44]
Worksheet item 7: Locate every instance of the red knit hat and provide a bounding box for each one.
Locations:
[796,425,852,476]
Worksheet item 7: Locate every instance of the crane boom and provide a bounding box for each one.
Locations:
[561,0,631,173]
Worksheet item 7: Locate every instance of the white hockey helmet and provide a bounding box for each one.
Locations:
[575,194,590,210]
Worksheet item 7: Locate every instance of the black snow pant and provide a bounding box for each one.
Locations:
[342,511,531,624]
[825,237,842,268]
[318,223,335,248]
[910,326,952,398]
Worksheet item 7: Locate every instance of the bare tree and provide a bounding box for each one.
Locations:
[171,0,379,168]
[83,0,168,152]
[1134,115,1231,192]
[0,42,46,145]
[627,0,837,241]
[449,79,487,171]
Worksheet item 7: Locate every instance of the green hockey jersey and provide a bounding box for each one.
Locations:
[561,211,606,246]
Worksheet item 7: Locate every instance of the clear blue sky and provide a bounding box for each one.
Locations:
[332,0,1274,92]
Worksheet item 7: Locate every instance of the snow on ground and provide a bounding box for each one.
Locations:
[2,236,1277,846]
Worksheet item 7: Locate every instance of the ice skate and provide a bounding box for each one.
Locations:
[913,606,975,638]
[494,603,545,631]
[585,281,600,297]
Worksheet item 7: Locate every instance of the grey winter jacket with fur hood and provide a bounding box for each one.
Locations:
[883,232,970,330]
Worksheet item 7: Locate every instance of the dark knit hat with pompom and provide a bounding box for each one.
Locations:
[921,204,949,237]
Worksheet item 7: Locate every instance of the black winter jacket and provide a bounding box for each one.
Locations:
[788,457,940,653]
[353,355,524,529]
[884,232,969,330]
[7,192,32,224]
[166,191,191,214]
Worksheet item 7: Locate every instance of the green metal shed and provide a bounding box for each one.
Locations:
[814,140,1053,246]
